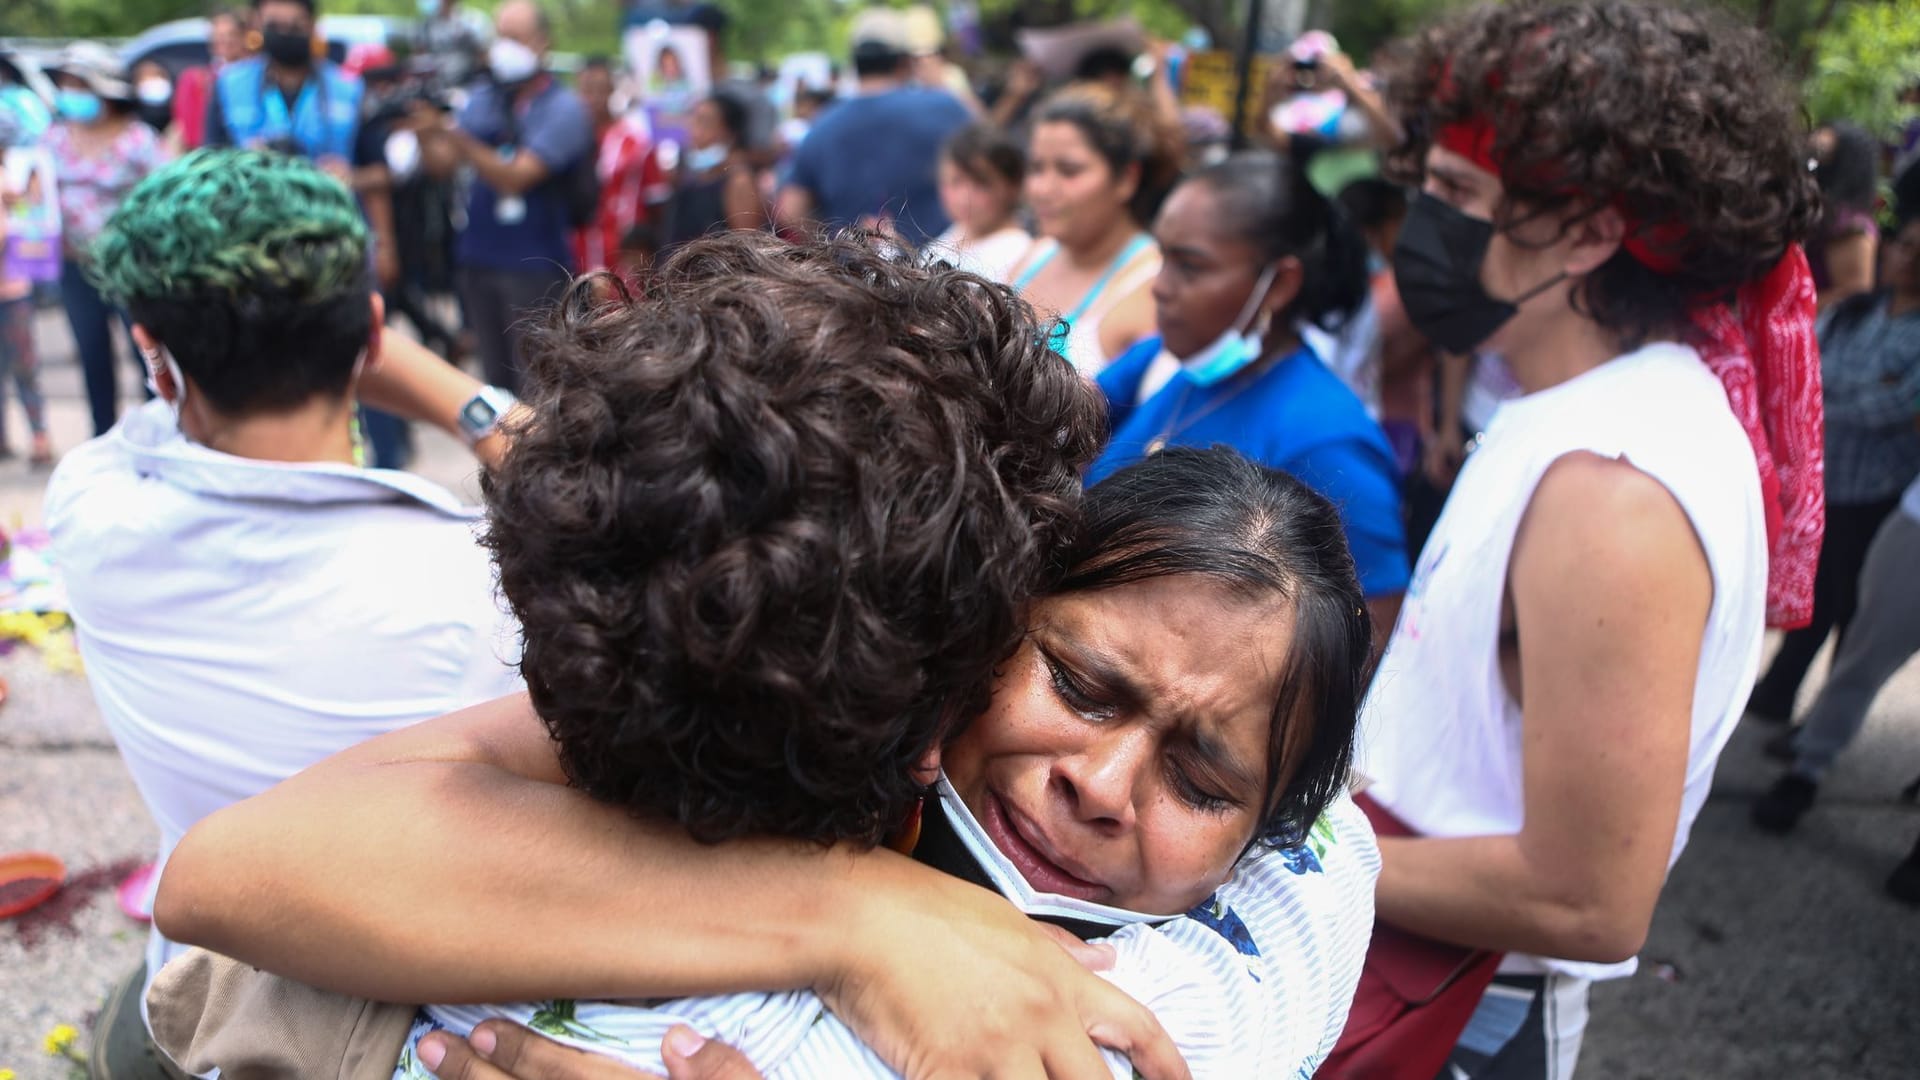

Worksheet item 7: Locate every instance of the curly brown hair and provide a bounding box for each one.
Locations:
[1384,0,1821,344]
[484,232,1107,846]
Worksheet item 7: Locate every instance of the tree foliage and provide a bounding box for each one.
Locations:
[11,0,1914,132]
[1804,0,1920,137]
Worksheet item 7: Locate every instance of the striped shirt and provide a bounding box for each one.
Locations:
[393,792,1379,1079]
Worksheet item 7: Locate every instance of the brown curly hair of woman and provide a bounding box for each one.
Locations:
[483,231,1108,846]
[1383,0,1821,345]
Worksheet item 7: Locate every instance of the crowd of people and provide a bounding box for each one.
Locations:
[4,0,1920,1077]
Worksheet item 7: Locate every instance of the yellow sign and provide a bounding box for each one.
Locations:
[1180,50,1274,133]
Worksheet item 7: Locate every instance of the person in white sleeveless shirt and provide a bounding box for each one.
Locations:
[1343,4,1828,1078]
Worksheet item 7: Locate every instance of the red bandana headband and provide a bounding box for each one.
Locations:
[1435,115,1825,628]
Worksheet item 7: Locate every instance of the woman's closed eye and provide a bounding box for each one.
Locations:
[1166,754,1237,815]
[1042,649,1117,721]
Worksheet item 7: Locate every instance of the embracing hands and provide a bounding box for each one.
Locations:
[418,1022,762,1080]
[811,857,1191,1080]
[415,861,1190,1080]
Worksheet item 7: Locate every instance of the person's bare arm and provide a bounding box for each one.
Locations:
[155,695,1188,1080]
[355,332,517,469]
[1320,51,1402,150]
[359,166,402,291]
[1096,278,1158,363]
[1817,229,1876,312]
[459,135,553,197]
[988,61,1042,130]
[415,105,550,197]
[1144,41,1184,141]
[772,184,815,232]
[1373,452,1709,962]
[721,167,765,232]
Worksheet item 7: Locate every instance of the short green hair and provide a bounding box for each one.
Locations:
[90,149,376,416]
[91,148,367,309]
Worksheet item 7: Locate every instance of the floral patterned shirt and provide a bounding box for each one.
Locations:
[42,121,167,258]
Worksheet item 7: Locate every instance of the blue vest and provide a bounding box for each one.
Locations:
[214,57,362,161]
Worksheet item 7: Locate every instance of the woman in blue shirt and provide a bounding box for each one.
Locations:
[1090,151,1409,642]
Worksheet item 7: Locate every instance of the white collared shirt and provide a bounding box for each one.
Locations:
[46,401,523,999]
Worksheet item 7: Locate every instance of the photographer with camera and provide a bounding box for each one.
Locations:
[407,0,590,393]
[1262,32,1400,166]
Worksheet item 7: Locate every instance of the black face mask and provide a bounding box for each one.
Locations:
[262,26,313,68]
[1392,190,1565,356]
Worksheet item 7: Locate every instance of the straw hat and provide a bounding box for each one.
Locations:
[47,42,134,103]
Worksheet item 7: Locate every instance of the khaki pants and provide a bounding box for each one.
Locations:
[91,964,194,1080]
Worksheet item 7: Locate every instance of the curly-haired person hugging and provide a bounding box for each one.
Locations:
[1327,2,1826,1077]
[151,233,1382,1080]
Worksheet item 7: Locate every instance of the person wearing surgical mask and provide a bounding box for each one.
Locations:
[43,42,169,437]
[206,0,364,174]
[409,0,591,392]
[658,92,764,252]
[131,60,179,142]
[1089,151,1408,647]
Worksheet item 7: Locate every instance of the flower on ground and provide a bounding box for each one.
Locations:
[43,1024,79,1057]
[3,1065,19,1079]
[43,1026,75,1056]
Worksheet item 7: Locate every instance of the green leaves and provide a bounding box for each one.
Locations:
[1805,0,1920,139]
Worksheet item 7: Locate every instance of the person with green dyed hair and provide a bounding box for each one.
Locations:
[44,146,529,1080]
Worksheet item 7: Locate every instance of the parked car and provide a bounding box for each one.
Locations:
[118,15,413,76]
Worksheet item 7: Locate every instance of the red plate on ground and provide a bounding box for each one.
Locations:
[0,851,66,919]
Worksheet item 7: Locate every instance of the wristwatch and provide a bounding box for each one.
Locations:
[457,385,519,445]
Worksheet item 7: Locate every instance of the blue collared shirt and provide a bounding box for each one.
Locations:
[1820,292,1920,504]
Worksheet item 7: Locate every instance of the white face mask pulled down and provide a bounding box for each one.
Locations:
[933,775,1168,929]
[1179,262,1280,387]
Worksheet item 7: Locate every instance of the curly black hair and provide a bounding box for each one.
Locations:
[484,231,1107,847]
[1384,0,1821,345]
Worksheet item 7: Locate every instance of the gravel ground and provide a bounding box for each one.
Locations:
[3,307,1916,1078]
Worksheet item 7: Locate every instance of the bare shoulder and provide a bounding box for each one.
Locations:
[1100,279,1160,360]
[1511,450,1711,625]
